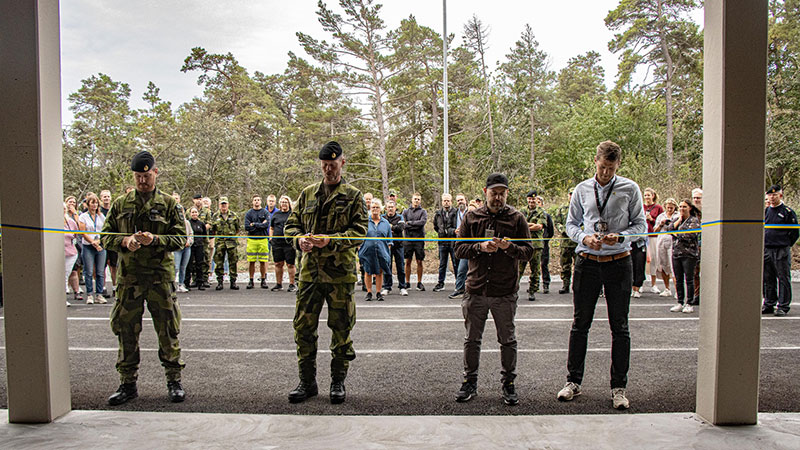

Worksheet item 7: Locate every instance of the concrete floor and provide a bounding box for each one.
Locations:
[1,410,799,449]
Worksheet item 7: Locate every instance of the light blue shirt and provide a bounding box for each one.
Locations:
[567,174,646,256]
[456,206,467,228]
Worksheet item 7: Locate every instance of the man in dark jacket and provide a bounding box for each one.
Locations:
[403,193,428,291]
[381,200,407,296]
[454,173,533,406]
[763,184,799,316]
[244,194,270,289]
[433,193,459,292]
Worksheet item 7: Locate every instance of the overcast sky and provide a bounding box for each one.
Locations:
[60,0,704,125]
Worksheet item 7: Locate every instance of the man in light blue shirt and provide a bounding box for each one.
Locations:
[557,140,645,411]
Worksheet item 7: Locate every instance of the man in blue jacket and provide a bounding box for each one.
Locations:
[763,184,799,316]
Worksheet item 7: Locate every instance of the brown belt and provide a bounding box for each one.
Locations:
[579,251,631,263]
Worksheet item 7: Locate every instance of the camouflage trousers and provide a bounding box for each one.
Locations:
[294,281,356,383]
[560,245,577,286]
[214,244,238,282]
[110,282,184,384]
[519,248,543,293]
[202,246,211,281]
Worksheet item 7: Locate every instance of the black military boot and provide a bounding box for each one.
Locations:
[528,293,536,302]
[108,382,138,406]
[167,380,185,403]
[230,281,240,290]
[216,279,224,291]
[288,380,318,403]
[247,279,255,289]
[542,284,550,294]
[330,380,346,404]
[559,284,570,294]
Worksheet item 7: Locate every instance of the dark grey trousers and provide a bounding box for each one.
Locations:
[764,246,792,312]
[462,292,518,384]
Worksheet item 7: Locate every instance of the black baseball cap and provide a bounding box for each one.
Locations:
[486,173,509,190]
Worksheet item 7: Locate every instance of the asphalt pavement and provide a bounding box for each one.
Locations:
[0,279,798,416]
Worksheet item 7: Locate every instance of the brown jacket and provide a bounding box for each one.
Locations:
[455,205,533,297]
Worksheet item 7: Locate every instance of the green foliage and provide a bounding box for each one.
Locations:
[60,1,800,215]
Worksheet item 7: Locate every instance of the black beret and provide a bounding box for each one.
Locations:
[526,190,537,198]
[766,184,782,194]
[131,151,155,172]
[486,173,509,190]
[319,141,343,160]
[193,193,202,199]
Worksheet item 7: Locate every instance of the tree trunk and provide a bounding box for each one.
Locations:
[372,76,390,200]
[657,0,675,177]
[529,107,536,182]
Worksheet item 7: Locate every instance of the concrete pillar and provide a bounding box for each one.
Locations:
[0,0,71,422]
[696,0,767,425]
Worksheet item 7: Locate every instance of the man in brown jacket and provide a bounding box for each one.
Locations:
[454,173,533,406]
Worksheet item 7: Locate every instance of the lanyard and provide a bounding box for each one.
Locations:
[593,177,617,219]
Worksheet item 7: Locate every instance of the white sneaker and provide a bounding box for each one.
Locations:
[177,284,188,293]
[650,285,661,294]
[400,288,409,296]
[557,382,581,401]
[682,304,694,313]
[380,289,389,296]
[86,295,94,305]
[670,304,684,312]
[659,289,672,297]
[632,291,641,298]
[66,300,72,307]
[96,295,107,304]
[612,388,630,410]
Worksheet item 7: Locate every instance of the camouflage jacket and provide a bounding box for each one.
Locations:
[285,179,368,283]
[525,206,549,249]
[199,207,213,228]
[210,211,241,248]
[553,204,578,249]
[100,188,186,285]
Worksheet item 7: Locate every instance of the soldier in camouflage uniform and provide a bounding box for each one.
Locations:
[199,197,214,287]
[284,141,368,405]
[101,151,187,406]
[518,190,548,301]
[210,197,241,290]
[554,189,578,294]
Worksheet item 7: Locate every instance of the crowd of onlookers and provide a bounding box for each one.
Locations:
[57,182,797,316]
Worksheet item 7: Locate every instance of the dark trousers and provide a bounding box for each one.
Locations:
[438,245,458,284]
[567,254,632,389]
[382,244,408,290]
[462,292,518,384]
[672,256,697,305]
[764,246,792,312]
[631,243,646,289]
[693,247,701,301]
[455,258,468,292]
[541,241,551,287]
[188,246,207,288]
